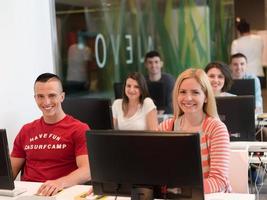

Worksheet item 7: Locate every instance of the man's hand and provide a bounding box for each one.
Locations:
[37,180,64,196]
[36,155,90,196]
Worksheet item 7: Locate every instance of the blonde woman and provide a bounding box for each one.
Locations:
[158,68,231,193]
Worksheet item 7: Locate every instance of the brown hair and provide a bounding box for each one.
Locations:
[122,72,150,114]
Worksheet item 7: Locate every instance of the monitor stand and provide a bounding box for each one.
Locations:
[0,187,27,197]
[131,187,153,200]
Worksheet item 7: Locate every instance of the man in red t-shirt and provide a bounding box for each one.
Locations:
[11,73,90,196]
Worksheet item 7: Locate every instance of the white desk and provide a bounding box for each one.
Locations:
[230,141,267,151]
[255,117,267,141]
[230,141,267,163]
[205,193,255,200]
[230,141,267,199]
[0,181,89,200]
[0,181,255,200]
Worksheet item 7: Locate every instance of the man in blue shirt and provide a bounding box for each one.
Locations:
[230,53,263,114]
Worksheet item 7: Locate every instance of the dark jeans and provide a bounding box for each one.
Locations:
[250,167,262,184]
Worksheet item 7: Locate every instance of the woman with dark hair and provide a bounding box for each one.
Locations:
[112,72,158,130]
[205,61,235,96]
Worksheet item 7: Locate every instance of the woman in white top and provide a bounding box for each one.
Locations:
[205,61,236,97]
[112,72,158,130]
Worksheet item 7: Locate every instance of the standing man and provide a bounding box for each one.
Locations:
[144,51,175,114]
[11,73,90,196]
[230,53,263,114]
[231,19,264,86]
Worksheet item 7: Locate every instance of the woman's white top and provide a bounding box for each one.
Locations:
[112,97,156,130]
[217,92,236,97]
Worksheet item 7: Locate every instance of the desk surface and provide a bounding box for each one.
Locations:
[230,141,267,150]
[0,181,255,200]
[230,141,267,164]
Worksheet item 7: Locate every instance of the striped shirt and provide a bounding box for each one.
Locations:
[158,115,231,193]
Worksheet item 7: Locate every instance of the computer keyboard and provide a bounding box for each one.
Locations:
[0,187,27,197]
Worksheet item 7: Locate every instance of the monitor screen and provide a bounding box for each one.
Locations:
[62,97,113,130]
[146,81,165,110]
[113,82,165,110]
[0,129,14,190]
[228,79,255,96]
[113,82,123,99]
[216,95,255,141]
[86,130,204,200]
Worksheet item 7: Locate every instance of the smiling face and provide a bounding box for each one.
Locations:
[145,56,163,76]
[177,78,206,115]
[231,57,247,79]
[206,67,225,95]
[124,78,141,102]
[34,79,65,123]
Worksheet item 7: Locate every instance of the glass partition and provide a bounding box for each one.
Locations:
[53,0,234,97]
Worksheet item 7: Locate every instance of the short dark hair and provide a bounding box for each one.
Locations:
[205,61,233,92]
[34,73,63,90]
[230,53,247,62]
[237,19,250,34]
[122,72,149,113]
[145,50,161,61]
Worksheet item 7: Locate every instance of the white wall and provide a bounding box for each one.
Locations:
[0,0,55,148]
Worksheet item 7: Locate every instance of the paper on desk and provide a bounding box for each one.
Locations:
[74,191,107,200]
[16,195,56,200]
[74,191,88,200]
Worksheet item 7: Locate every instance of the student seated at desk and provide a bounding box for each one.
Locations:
[112,72,158,130]
[158,68,231,193]
[11,73,91,196]
[205,61,235,97]
[144,50,175,114]
[230,53,263,114]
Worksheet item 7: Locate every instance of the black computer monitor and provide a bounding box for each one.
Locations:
[146,81,165,110]
[62,97,113,130]
[113,82,123,99]
[113,82,165,110]
[0,129,14,190]
[228,79,255,96]
[86,130,204,200]
[216,95,255,141]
